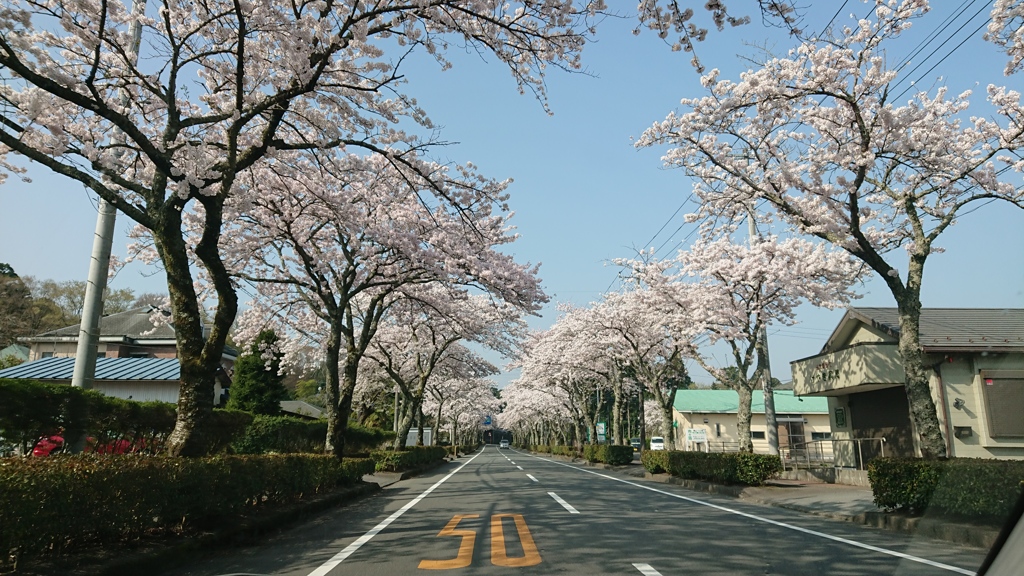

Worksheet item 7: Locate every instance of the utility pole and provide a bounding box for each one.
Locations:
[69,0,147,452]
[749,212,779,456]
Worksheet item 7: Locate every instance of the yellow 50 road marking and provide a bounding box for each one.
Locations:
[490,514,541,567]
[418,515,478,570]
[419,513,541,570]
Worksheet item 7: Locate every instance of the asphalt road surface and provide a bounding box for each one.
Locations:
[171,446,987,576]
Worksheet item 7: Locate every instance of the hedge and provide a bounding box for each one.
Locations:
[370,446,448,472]
[868,457,1024,520]
[583,445,635,465]
[445,443,481,458]
[0,454,372,564]
[531,444,581,458]
[641,450,780,486]
[232,415,328,454]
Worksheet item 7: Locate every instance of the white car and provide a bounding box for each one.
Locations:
[499,440,510,449]
[649,436,665,451]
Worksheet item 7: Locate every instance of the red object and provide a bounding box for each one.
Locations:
[31,435,64,456]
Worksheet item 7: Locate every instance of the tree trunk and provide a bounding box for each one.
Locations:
[736,385,753,453]
[435,402,444,446]
[323,329,344,457]
[660,403,675,451]
[158,207,236,457]
[612,372,624,445]
[416,404,425,446]
[896,290,946,458]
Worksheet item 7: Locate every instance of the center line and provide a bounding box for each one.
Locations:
[516,465,523,470]
[527,474,538,482]
[548,492,580,514]
[633,563,663,576]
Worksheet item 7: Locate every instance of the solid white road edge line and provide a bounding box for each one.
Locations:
[527,474,539,482]
[548,491,580,514]
[632,563,664,576]
[305,448,485,576]
[519,451,974,576]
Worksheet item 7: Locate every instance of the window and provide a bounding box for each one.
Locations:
[41,352,53,358]
[715,424,722,438]
[751,431,766,440]
[96,352,106,358]
[982,377,1024,437]
[811,432,832,440]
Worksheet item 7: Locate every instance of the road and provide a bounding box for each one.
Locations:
[172,446,987,576]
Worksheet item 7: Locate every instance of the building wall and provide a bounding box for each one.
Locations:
[30,342,179,360]
[940,352,1024,459]
[673,410,831,457]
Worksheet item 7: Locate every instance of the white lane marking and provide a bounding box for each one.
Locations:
[527,454,974,576]
[548,491,580,514]
[516,465,523,470]
[305,449,485,576]
[633,563,663,576]
[527,474,538,482]
[510,461,516,465]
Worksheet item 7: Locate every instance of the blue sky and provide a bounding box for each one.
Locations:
[1,2,1022,385]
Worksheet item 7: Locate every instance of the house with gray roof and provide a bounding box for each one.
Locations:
[791,307,1024,466]
[0,356,225,405]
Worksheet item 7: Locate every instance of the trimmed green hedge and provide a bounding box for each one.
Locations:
[444,443,481,457]
[641,450,671,473]
[370,446,448,472]
[583,445,634,465]
[0,454,372,563]
[641,450,780,485]
[232,415,327,454]
[868,457,1024,519]
[531,444,581,458]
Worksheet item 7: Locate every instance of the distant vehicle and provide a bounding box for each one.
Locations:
[499,439,510,449]
[630,438,641,452]
[649,436,665,451]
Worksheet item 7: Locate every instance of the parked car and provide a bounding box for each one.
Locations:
[649,436,665,451]
[499,439,510,449]
[630,438,641,452]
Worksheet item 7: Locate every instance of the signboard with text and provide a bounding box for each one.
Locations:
[686,428,707,443]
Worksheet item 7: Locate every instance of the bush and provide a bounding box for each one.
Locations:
[868,457,1024,519]
[232,415,327,454]
[0,453,369,564]
[370,446,448,472]
[641,450,670,473]
[665,451,780,486]
[582,444,634,465]
[345,423,397,455]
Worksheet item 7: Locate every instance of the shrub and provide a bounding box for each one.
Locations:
[868,457,1024,520]
[664,451,780,486]
[0,453,368,565]
[583,444,599,462]
[345,423,397,455]
[370,446,448,472]
[641,450,670,474]
[232,415,327,454]
[601,445,635,466]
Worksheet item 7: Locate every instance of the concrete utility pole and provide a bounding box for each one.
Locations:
[72,0,146,390]
[69,1,146,451]
[749,212,780,456]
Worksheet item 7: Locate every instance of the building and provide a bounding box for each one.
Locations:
[791,307,1024,467]
[0,343,29,364]
[0,356,226,405]
[672,389,831,459]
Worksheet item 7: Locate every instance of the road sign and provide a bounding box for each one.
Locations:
[686,428,707,443]
[483,415,492,426]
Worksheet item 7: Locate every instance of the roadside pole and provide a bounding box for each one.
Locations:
[69,0,147,452]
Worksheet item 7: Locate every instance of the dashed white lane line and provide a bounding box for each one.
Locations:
[526,454,974,576]
[527,474,538,482]
[305,449,484,576]
[516,465,523,470]
[510,461,516,465]
[633,563,663,576]
[548,491,580,514]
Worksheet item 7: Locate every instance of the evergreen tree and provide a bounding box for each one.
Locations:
[226,330,288,415]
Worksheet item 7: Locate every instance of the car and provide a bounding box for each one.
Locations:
[629,438,641,452]
[649,436,665,451]
[499,440,510,449]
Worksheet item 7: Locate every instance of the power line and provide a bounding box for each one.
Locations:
[818,0,851,38]
[894,0,979,75]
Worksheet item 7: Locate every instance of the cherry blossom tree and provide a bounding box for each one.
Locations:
[0,0,610,455]
[989,0,1024,75]
[366,291,507,448]
[637,1,1024,457]
[623,235,861,451]
[226,152,543,458]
